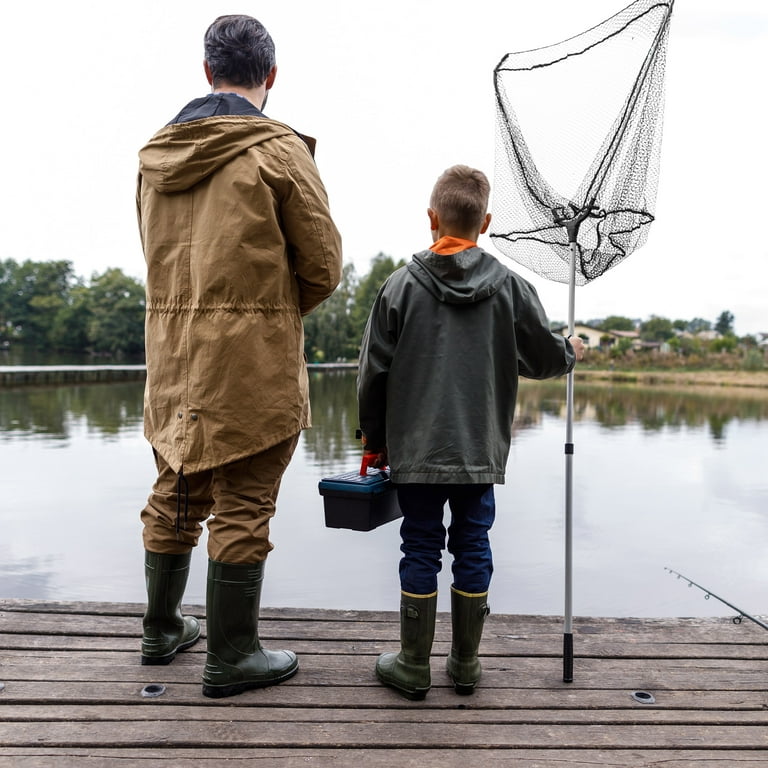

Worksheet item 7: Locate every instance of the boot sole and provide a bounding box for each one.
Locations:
[375,669,430,701]
[447,670,479,695]
[141,633,201,666]
[202,662,299,698]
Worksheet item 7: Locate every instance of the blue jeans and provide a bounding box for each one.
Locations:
[396,484,495,595]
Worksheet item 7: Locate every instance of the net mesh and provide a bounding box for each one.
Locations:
[491,0,674,285]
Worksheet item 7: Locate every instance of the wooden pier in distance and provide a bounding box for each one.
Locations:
[0,363,360,387]
[1,599,767,766]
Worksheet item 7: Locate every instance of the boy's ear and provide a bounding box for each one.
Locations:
[479,213,492,235]
[204,60,214,86]
[428,208,439,231]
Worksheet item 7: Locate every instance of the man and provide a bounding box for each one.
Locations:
[136,14,342,699]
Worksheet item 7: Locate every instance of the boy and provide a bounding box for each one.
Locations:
[357,165,584,700]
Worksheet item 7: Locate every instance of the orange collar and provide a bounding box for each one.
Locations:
[429,236,477,255]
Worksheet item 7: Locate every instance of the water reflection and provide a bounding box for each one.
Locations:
[1,371,767,615]
[303,370,360,470]
[2,374,764,448]
[0,382,143,441]
[515,379,768,443]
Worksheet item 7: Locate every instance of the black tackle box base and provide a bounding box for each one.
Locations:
[318,469,402,531]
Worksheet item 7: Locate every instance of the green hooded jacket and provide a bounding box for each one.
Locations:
[357,246,574,484]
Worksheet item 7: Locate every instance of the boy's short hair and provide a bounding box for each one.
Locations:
[430,165,490,233]
[204,15,276,89]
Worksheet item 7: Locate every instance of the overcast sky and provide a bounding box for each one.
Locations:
[1,1,765,334]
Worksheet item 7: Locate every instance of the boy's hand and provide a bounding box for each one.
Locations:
[361,449,388,474]
[569,336,586,362]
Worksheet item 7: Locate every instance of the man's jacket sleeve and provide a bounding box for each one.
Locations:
[279,139,343,315]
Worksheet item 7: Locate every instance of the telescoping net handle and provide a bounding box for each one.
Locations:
[491,0,674,285]
[489,0,675,683]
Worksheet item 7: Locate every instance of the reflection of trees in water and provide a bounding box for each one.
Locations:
[3,372,767,450]
[303,370,360,467]
[0,382,144,440]
[516,379,768,443]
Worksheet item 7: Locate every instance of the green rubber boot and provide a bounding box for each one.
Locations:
[141,551,201,665]
[445,586,490,694]
[202,559,298,699]
[375,591,437,701]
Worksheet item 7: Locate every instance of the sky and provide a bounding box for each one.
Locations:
[1,1,766,335]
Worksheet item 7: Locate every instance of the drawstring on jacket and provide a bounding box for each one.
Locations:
[175,470,190,537]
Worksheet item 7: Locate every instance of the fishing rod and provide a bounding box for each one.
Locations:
[665,567,768,632]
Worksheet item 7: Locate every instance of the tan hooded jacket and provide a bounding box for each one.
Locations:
[137,100,342,474]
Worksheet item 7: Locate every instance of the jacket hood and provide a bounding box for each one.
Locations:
[408,247,509,304]
[138,94,295,194]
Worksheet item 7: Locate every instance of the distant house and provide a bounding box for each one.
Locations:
[689,329,721,342]
[553,324,641,350]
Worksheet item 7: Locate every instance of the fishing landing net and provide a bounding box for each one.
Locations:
[492,0,674,284]
[490,0,675,684]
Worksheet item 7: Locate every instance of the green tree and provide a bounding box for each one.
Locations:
[678,335,704,357]
[709,335,738,353]
[639,315,675,342]
[303,262,359,362]
[0,260,77,348]
[349,253,405,340]
[714,310,734,336]
[600,315,635,332]
[86,268,146,356]
[49,284,92,351]
[688,317,711,333]
[609,337,634,358]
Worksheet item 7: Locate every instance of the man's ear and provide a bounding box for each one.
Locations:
[265,65,277,91]
[203,60,214,86]
[428,208,439,231]
[479,212,492,235]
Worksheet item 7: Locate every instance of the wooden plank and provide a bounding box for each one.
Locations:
[1,749,767,768]
[4,600,765,644]
[3,606,765,646]
[3,632,766,660]
[3,704,768,726]
[2,618,765,659]
[2,651,767,691]
[1,719,767,749]
[2,681,767,710]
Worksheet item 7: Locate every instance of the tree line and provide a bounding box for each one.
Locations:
[0,259,145,357]
[0,253,406,361]
[1,255,761,365]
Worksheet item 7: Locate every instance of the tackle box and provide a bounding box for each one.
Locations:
[318,469,402,531]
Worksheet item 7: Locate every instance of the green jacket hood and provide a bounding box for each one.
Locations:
[139,115,295,194]
[408,247,509,304]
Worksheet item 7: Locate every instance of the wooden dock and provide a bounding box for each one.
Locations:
[0,363,360,387]
[0,366,147,387]
[1,599,767,766]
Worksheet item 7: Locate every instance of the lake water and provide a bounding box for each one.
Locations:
[2,370,767,620]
